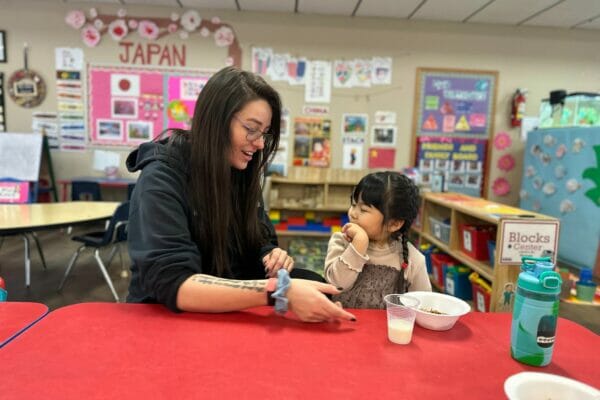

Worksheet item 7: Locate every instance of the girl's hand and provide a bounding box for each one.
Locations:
[263,247,294,278]
[287,279,357,323]
[342,223,369,254]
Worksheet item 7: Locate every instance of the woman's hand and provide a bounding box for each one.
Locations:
[263,247,294,278]
[286,279,357,323]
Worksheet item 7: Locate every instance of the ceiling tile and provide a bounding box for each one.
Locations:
[238,0,295,13]
[523,0,600,27]
[355,0,423,18]
[411,0,492,22]
[469,0,557,25]
[297,0,359,16]
[178,0,238,10]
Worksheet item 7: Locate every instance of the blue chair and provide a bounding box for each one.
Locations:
[71,181,102,201]
[58,202,129,302]
[0,178,47,287]
[127,183,136,200]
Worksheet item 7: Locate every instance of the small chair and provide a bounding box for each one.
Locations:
[71,181,102,201]
[58,202,129,302]
[127,183,136,200]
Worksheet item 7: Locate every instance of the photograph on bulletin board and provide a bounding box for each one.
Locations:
[413,67,498,138]
[164,73,212,131]
[293,116,331,167]
[416,136,487,197]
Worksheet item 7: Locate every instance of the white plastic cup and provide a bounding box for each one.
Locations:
[384,294,420,345]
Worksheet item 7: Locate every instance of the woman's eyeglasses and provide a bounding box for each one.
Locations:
[234,116,274,142]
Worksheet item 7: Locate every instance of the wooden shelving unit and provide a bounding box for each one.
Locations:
[413,192,560,312]
[266,168,366,249]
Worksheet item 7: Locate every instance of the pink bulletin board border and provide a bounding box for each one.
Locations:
[163,73,212,131]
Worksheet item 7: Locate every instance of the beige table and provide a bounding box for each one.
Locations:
[0,202,120,287]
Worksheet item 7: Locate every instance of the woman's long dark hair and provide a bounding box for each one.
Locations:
[171,67,281,277]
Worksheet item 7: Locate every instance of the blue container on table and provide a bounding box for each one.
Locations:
[511,256,562,367]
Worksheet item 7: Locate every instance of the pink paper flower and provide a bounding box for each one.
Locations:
[89,8,98,18]
[117,8,127,18]
[128,19,138,29]
[108,19,128,41]
[81,24,101,47]
[168,23,178,34]
[170,12,180,22]
[200,27,210,37]
[494,132,512,151]
[497,154,515,172]
[211,16,221,24]
[65,10,86,30]
[138,20,159,40]
[492,177,511,197]
[181,10,201,32]
[214,26,234,47]
[93,19,104,30]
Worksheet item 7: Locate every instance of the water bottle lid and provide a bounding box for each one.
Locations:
[518,258,562,294]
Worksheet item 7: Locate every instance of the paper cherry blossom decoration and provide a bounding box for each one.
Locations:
[494,131,512,151]
[170,12,180,21]
[211,16,221,24]
[492,177,511,197]
[497,154,516,172]
[214,26,234,47]
[128,19,138,29]
[108,19,128,41]
[65,10,86,29]
[117,8,127,18]
[93,19,104,30]
[81,24,101,47]
[179,31,189,40]
[224,56,234,66]
[168,23,178,34]
[181,10,201,32]
[200,27,210,37]
[89,8,98,18]
[138,20,159,40]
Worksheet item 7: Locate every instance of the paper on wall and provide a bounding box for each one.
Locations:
[305,61,331,103]
[93,149,121,171]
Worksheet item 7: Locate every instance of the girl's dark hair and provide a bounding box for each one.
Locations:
[351,171,420,287]
[170,66,281,277]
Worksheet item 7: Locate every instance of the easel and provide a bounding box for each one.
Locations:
[39,134,58,202]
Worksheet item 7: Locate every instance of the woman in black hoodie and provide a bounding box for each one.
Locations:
[126,66,355,323]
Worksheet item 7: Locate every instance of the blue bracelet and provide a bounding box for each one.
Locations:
[271,269,291,314]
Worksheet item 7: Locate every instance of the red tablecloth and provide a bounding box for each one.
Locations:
[1,303,598,399]
[0,301,48,348]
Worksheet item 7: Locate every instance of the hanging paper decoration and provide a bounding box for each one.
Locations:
[497,154,515,172]
[492,177,511,197]
[81,24,101,47]
[65,8,241,66]
[493,131,511,151]
[108,20,128,41]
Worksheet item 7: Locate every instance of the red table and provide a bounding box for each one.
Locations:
[0,301,48,348]
[1,303,598,399]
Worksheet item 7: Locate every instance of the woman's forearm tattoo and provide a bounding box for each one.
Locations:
[191,275,265,292]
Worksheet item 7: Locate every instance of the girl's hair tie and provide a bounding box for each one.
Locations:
[401,262,408,269]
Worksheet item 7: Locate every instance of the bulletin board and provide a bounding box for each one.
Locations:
[88,65,213,146]
[410,67,498,197]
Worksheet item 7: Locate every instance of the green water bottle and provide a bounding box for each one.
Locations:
[510,256,562,367]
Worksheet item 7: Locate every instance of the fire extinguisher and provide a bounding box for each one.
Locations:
[511,89,527,127]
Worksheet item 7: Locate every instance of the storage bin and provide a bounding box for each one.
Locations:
[487,240,496,267]
[469,272,492,312]
[429,216,451,244]
[431,253,458,289]
[445,266,473,300]
[420,244,437,274]
[459,224,495,261]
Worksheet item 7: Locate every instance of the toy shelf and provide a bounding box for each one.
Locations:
[413,192,559,312]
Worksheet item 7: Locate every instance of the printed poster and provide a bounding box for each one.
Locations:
[293,116,331,167]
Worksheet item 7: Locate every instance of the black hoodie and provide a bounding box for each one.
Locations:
[125,139,277,312]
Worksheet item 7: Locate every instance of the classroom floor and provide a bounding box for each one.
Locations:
[1,223,599,335]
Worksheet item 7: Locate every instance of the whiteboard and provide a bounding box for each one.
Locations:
[0,132,43,181]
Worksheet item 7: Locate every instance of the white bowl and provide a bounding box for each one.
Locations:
[409,291,471,331]
[504,372,600,400]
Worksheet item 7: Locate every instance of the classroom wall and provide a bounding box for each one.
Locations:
[1,0,600,205]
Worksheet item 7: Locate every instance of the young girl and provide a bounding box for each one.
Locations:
[324,171,431,309]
